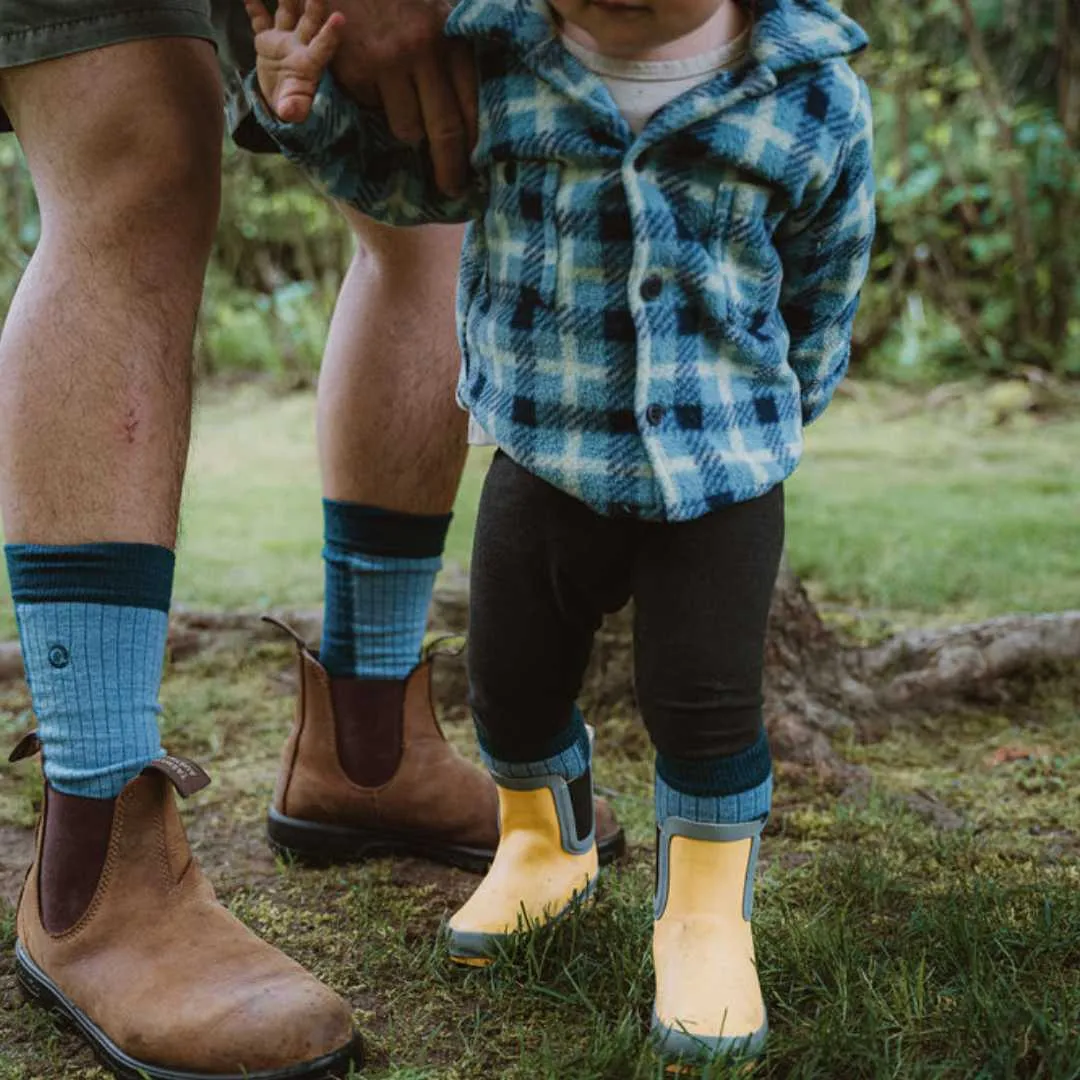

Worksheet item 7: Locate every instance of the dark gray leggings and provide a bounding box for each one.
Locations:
[468,452,785,763]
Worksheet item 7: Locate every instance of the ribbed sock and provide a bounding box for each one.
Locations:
[475,706,591,781]
[655,727,773,824]
[320,499,452,680]
[6,543,173,799]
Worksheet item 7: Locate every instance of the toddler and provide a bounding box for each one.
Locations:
[245,0,874,1066]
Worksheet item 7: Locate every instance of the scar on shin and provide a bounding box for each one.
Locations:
[123,409,139,444]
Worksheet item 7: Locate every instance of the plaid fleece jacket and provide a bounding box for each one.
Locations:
[250,0,876,521]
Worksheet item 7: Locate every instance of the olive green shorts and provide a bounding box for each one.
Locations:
[0,1,268,148]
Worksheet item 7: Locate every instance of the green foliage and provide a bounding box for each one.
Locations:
[847,0,1080,379]
[198,145,351,381]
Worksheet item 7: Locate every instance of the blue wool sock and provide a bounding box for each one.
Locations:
[6,543,174,800]
[655,728,773,824]
[320,499,452,680]
[475,706,591,781]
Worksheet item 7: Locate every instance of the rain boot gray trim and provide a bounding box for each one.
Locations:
[445,874,599,961]
[650,1007,769,1065]
[653,816,767,921]
[490,773,595,856]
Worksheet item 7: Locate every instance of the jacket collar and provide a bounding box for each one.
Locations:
[447,0,867,145]
[447,0,867,77]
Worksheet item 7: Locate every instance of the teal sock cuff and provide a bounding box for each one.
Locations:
[655,726,772,797]
[15,602,168,799]
[6,543,175,612]
[655,768,772,827]
[476,706,590,782]
[322,499,452,558]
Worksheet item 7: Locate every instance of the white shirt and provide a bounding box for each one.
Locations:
[561,29,750,134]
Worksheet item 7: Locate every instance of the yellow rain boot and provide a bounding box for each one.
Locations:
[446,769,599,966]
[651,817,768,1070]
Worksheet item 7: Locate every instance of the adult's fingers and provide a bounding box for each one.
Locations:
[244,0,274,35]
[378,68,426,145]
[413,51,470,195]
[447,42,479,151]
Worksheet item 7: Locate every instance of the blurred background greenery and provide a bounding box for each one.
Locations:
[0,0,1077,386]
[0,0,1076,629]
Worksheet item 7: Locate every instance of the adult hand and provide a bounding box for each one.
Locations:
[329,0,478,196]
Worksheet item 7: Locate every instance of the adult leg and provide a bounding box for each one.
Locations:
[270,215,625,869]
[0,39,216,544]
[317,208,468,513]
[0,36,357,1078]
[316,211,466,683]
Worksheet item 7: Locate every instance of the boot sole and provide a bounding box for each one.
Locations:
[15,939,364,1080]
[446,876,599,966]
[267,807,626,874]
[650,1008,767,1073]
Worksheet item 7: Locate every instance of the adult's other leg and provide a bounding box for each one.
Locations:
[267,210,627,870]
[0,34,358,1079]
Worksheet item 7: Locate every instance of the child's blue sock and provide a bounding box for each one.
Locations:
[6,542,173,799]
[655,727,773,824]
[475,706,591,781]
[320,499,452,680]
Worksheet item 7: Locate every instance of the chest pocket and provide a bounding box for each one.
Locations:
[483,159,562,312]
[663,160,776,321]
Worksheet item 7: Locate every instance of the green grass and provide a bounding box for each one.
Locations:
[786,385,1080,622]
[0,385,1076,1076]
[0,644,1076,1078]
[0,382,1076,641]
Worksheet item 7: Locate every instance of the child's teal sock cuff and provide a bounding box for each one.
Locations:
[656,726,772,797]
[655,729,773,825]
[476,706,590,782]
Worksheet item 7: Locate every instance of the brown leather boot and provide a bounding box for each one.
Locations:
[10,737,362,1080]
[266,622,626,873]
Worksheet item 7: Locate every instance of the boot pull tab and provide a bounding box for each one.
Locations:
[261,614,311,652]
[143,755,212,798]
[422,633,467,662]
[8,730,41,763]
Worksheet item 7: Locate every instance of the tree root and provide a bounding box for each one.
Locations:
[0,572,1074,767]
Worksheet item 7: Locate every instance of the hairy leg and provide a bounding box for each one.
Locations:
[317,206,468,513]
[0,39,223,546]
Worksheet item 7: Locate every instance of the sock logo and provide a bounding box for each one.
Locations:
[47,644,70,669]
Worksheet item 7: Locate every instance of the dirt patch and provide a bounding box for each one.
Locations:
[0,826,33,907]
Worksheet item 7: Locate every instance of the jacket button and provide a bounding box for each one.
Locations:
[640,275,663,301]
[645,404,665,426]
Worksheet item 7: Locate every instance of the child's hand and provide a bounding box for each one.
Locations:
[245,0,346,124]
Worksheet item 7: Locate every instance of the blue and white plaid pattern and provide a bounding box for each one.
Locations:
[249,0,875,521]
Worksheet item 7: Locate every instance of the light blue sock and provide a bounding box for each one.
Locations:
[320,500,452,680]
[476,707,591,781]
[655,729,773,824]
[6,543,173,800]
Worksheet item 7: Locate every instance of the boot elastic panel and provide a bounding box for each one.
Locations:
[40,787,116,935]
[567,768,594,845]
[330,676,406,787]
